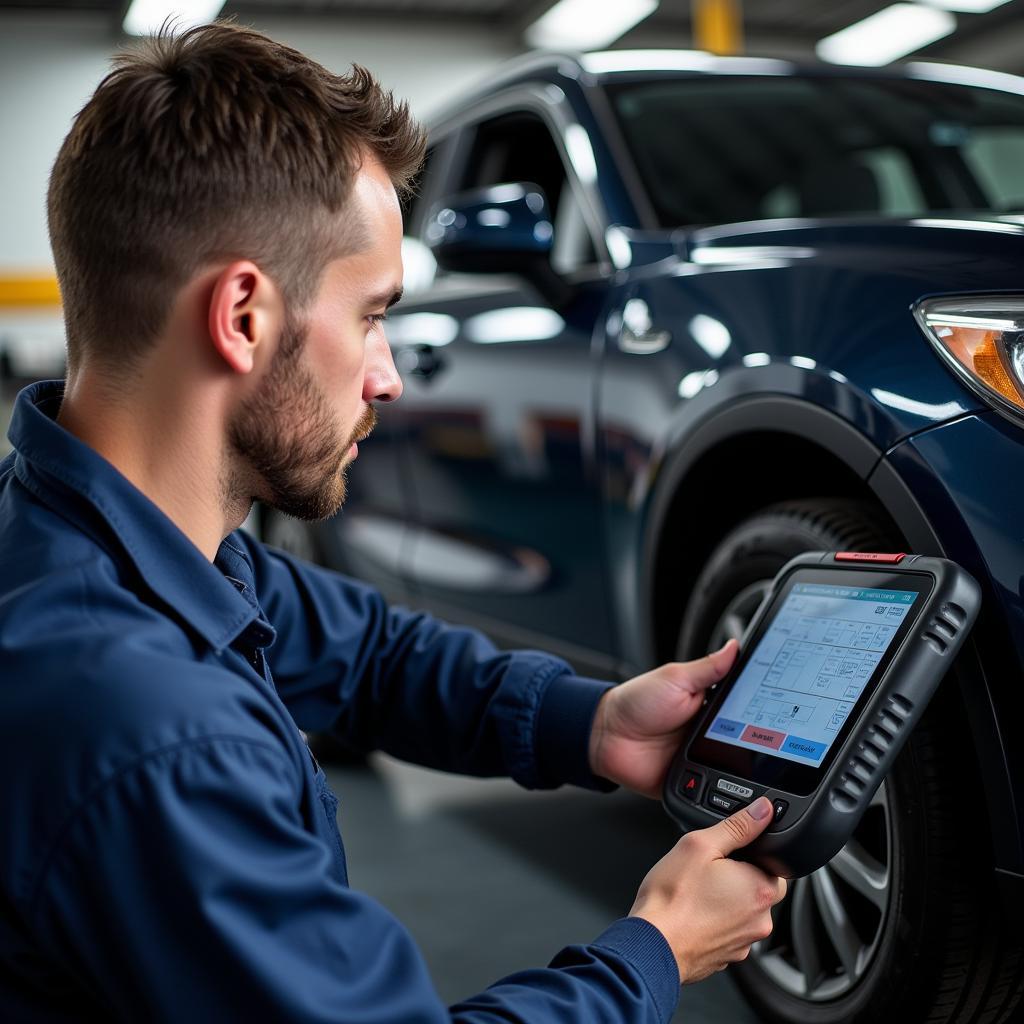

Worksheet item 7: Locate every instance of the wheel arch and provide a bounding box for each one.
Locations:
[637,395,1023,878]
[640,397,901,666]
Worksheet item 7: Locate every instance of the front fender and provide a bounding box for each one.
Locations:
[623,396,1022,882]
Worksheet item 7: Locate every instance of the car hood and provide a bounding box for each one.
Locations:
[675,213,1024,266]
[615,213,1024,449]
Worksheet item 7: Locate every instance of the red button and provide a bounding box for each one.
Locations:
[834,552,906,564]
[679,771,703,800]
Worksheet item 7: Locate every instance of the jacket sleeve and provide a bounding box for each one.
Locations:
[30,736,678,1024]
[238,531,615,791]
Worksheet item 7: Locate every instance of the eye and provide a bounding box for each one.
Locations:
[366,313,389,333]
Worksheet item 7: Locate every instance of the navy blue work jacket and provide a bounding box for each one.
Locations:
[0,381,680,1022]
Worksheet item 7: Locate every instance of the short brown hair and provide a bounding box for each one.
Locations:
[48,21,425,374]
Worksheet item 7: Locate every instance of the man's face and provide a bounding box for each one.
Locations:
[229,155,405,521]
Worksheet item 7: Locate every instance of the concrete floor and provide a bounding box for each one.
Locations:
[332,754,764,1022]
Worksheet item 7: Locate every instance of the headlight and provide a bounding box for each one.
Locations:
[914,296,1024,421]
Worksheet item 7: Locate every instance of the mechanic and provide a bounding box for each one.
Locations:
[0,22,786,1022]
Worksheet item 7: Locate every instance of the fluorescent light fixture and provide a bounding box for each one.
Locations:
[526,0,658,51]
[123,0,226,36]
[923,0,1009,11]
[816,4,955,66]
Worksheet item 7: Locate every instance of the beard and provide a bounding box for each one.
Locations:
[228,311,376,522]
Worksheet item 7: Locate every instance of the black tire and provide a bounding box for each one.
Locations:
[675,499,1023,1024]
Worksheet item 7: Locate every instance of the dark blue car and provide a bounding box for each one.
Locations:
[265,51,1024,1024]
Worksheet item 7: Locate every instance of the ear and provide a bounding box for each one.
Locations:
[207,260,281,374]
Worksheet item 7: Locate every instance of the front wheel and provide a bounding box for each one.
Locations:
[675,499,1022,1024]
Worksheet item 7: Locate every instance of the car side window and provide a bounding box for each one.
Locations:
[456,111,598,275]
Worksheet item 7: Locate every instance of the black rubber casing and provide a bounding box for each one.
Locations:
[663,552,980,878]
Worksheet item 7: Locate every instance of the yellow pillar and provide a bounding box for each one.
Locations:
[693,0,743,55]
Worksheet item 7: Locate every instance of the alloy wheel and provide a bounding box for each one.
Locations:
[752,782,891,1000]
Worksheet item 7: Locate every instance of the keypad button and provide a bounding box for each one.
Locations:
[679,771,703,801]
[706,791,740,814]
[717,778,754,799]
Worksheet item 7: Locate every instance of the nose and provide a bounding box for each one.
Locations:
[364,329,403,404]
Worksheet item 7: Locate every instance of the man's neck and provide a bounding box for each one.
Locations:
[57,370,245,562]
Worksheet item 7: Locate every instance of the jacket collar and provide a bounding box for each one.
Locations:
[8,380,263,651]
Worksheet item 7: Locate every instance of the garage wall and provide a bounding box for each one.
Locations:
[0,11,519,271]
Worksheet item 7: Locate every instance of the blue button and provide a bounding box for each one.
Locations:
[782,735,826,761]
[709,717,744,739]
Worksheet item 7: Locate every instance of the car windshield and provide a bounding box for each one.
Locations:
[605,74,1024,227]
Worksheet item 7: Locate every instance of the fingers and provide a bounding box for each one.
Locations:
[703,796,775,856]
[709,636,739,669]
[669,638,739,695]
[633,803,787,987]
[774,875,788,904]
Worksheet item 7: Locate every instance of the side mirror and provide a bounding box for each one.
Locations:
[425,183,570,308]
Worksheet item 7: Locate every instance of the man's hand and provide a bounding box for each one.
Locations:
[588,640,738,798]
[630,797,788,984]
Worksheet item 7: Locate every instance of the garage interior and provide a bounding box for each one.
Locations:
[3,2,1024,1022]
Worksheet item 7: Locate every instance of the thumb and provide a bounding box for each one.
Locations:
[672,638,739,695]
[704,796,774,856]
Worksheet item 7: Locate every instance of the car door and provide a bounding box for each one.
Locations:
[388,103,620,676]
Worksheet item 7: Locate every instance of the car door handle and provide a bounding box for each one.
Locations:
[396,344,446,381]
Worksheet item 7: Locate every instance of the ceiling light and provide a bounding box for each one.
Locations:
[525,0,659,51]
[816,4,955,66]
[123,0,227,36]
[922,0,1010,11]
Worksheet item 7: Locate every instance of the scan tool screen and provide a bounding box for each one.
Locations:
[703,583,919,767]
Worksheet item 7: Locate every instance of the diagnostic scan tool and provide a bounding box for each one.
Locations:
[664,552,980,877]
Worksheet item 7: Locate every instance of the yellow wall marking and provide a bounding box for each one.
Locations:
[0,276,62,309]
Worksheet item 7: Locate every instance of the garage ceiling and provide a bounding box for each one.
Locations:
[3,0,1024,71]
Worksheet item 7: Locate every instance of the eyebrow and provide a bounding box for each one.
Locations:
[367,287,404,311]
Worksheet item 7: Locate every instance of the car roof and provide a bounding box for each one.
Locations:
[443,47,1024,107]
